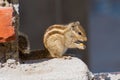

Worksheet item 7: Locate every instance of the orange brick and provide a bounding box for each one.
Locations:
[0,7,15,43]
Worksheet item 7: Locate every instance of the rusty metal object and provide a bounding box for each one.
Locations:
[0,0,19,63]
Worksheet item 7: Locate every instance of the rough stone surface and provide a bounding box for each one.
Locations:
[0,57,93,80]
[94,72,120,80]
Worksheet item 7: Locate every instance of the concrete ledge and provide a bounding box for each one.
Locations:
[1,57,120,80]
[0,57,93,80]
[94,72,120,80]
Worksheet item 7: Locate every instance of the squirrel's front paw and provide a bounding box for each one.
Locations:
[78,43,86,50]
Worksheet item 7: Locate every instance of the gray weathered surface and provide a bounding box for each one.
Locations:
[0,57,93,80]
[94,72,120,80]
[0,57,120,80]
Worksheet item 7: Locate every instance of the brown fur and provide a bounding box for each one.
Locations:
[43,21,87,58]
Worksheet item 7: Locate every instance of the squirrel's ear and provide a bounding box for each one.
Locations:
[71,24,76,31]
[75,21,80,25]
[66,22,75,30]
[7,0,11,3]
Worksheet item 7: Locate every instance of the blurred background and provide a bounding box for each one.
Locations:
[19,0,120,73]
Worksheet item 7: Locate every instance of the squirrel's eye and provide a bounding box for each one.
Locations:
[2,3,6,6]
[72,25,75,28]
[78,32,82,35]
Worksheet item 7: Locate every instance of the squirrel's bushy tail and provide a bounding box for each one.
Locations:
[19,49,50,61]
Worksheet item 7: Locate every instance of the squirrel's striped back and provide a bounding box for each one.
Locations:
[43,21,87,58]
